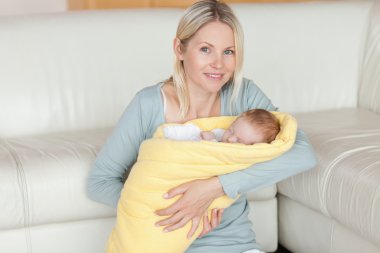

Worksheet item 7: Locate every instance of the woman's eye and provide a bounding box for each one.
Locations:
[224,49,234,55]
[200,47,210,53]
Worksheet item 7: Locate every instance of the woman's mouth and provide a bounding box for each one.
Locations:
[205,73,223,80]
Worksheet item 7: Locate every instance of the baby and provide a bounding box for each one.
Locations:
[164,109,280,145]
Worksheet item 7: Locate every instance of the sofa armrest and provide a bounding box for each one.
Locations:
[359,1,380,115]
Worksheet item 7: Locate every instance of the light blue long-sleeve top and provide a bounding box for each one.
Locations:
[87,78,317,252]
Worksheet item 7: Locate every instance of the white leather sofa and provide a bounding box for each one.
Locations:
[0,1,379,253]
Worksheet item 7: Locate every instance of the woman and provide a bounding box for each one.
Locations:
[87,0,317,252]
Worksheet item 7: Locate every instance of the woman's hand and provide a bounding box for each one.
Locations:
[197,208,224,238]
[155,177,225,239]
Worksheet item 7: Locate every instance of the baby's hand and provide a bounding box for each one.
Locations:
[200,131,216,141]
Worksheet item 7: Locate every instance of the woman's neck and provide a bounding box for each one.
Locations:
[161,82,221,123]
[187,91,220,119]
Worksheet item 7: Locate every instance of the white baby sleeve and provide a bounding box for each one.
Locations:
[163,124,202,141]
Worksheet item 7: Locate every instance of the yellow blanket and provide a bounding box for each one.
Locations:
[107,112,297,253]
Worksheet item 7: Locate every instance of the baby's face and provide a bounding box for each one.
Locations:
[222,117,264,145]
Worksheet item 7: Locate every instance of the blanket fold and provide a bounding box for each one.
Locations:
[107,112,297,253]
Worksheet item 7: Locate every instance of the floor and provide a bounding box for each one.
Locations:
[273,244,292,253]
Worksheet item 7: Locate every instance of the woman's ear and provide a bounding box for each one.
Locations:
[173,37,184,61]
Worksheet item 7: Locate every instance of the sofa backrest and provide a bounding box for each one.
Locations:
[234,1,373,112]
[0,1,376,138]
[0,9,181,137]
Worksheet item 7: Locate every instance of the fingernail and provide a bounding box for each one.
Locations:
[163,229,168,233]
[155,223,159,227]
[213,209,217,213]
[163,193,169,199]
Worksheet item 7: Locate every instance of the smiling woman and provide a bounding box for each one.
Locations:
[87,0,316,252]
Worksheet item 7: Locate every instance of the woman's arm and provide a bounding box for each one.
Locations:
[218,79,317,197]
[87,95,145,208]
[218,129,317,198]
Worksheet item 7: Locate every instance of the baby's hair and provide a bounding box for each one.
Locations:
[241,109,280,143]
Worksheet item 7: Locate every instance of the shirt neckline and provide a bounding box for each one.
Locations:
[158,82,225,123]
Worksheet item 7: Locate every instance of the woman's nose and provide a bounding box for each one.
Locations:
[210,54,223,69]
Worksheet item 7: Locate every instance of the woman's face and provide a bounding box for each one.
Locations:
[175,21,236,95]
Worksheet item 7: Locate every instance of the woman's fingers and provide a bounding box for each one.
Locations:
[155,202,178,216]
[198,213,211,238]
[210,209,218,228]
[155,195,183,216]
[163,215,191,232]
[155,184,190,216]
[155,178,225,234]
[198,209,224,238]
[155,211,182,227]
[217,209,224,224]
[164,183,189,199]
[157,208,224,238]
[187,217,201,239]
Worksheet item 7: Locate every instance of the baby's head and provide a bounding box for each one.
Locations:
[222,109,280,145]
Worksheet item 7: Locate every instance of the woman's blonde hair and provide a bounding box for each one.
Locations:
[168,0,244,119]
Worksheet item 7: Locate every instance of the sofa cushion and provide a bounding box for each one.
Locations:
[0,129,115,230]
[278,108,380,247]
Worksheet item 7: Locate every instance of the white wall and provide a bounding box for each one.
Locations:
[0,0,377,17]
[0,0,67,16]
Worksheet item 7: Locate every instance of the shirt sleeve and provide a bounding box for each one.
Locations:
[86,94,145,208]
[163,124,202,141]
[218,80,317,198]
